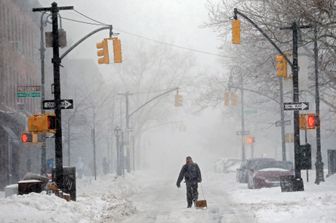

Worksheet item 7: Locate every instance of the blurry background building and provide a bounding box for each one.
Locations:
[0,0,46,188]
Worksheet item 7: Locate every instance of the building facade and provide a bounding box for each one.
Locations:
[0,0,44,188]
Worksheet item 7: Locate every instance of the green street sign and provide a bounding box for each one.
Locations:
[17,92,41,98]
[17,85,41,98]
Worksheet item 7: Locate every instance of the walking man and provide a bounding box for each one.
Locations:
[176,156,202,208]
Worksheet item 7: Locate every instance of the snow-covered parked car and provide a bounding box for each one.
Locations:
[247,160,294,189]
[236,158,276,183]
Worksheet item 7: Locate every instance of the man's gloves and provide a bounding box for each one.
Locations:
[176,182,180,188]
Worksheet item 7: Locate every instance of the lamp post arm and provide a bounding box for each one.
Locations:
[234,8,293,68]
[128,87,179,118]
[60,25,112,60]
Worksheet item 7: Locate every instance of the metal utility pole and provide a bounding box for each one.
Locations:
[314,24,324,184]
[279,77,287,161]
[92,127,97,180]
[240,74,246,161]
[281,22,311,183]
[114,127,122,176]
[282,22,302,180]
[118,92,132,173]
[292,22,301,179]
[33,2,74,190]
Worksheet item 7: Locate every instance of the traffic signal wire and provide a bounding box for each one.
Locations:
[61,9,235,59]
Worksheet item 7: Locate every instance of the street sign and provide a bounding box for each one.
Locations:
[17,92,41,98]
[17,85,41,98]
[236,130,250,136]
[284,102,309,111]
[275,120,291,127]
[43,99,74,110]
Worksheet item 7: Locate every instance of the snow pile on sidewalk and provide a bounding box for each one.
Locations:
[229,173,336,223]
[0,174,138,223]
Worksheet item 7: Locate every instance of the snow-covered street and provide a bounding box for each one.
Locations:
[1,169,335,223]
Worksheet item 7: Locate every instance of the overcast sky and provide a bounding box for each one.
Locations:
[37,0,223,69]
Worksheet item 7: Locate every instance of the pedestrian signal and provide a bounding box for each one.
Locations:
[307,113,316,129]
[21,132,40,143]
[246,135,255,145]
[21,132,33,143]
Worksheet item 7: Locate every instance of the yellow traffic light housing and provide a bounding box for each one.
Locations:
[175,94,183,107]
[230,93,238,106]
[232,19,240,44]
[276,55,288,78]
[224,92,229,106]
[112,37,122,63]
[96,39,109,64]
[28,114,56,133]
[299,114,307,129]
[285,133,294,143]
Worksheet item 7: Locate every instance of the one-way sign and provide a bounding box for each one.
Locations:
[43,99,74,110]
[284,102,309,111]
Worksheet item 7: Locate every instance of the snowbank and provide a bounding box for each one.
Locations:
[0,174,138,223]
[229,172,336,223]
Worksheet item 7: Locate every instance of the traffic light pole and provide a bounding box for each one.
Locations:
[119,87,179,171]
[281,23,311,184]
[279,77,287,161]
[314,24,324,184]
[240,73,246,161]
[33,3,74,190]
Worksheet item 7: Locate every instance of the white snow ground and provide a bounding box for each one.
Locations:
[0,170,335,223]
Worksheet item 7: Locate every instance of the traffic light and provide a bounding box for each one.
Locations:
[175,94,183,107]
[246,135,255,145]
[285,133,294,143]
[112,37,122,63]
[96,39,109,64]
[275,55,288,78]
[230,93,238,106]
[28,114,56,133]
[232,19,240,44]
[224,92,229,106]
[307,113,316,129]
[299,114,307,129]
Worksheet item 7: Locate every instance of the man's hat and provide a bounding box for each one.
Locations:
[186,156,192,160]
